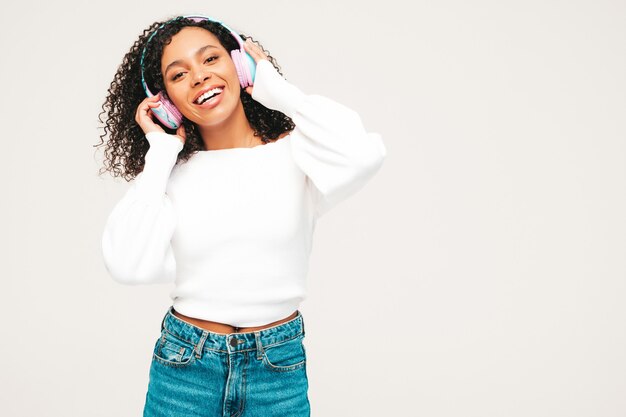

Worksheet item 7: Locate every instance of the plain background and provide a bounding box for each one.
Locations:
[1,0,624,416]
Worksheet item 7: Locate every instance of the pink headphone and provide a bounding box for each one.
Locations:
[140,15,257,129]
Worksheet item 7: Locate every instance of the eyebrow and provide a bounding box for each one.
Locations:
[164,44,219,77]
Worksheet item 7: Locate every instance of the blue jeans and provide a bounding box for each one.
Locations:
[143,306,311,417]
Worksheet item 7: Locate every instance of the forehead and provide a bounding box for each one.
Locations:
[161,27,223,61]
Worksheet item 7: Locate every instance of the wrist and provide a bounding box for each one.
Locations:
[251,59,307,119]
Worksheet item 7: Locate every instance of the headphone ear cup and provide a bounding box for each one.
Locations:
[152,91,183,129]
[231,49,256,88]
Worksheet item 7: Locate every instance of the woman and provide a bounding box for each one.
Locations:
[97,15,386,417]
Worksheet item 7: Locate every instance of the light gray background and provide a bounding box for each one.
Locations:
[1,0,624,416]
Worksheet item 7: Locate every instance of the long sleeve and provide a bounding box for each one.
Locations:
[101,131,184,285]
[251,59,387,219]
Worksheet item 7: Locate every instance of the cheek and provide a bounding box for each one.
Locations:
[223,60,243,91]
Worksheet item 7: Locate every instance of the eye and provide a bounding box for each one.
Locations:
[172,72,184,81]
[205,55,218,64]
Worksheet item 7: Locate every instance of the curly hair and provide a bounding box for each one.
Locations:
[94,16,295,181]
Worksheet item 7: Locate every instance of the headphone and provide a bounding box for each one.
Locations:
[140,15,257,129]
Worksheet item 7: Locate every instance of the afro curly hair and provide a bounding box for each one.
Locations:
[95,16,295,181]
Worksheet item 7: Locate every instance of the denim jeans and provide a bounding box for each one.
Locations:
[143,306,311,417]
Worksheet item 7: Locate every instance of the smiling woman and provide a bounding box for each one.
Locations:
[96,14,386,417]
[158,27,256,148]
[95,16,294,180]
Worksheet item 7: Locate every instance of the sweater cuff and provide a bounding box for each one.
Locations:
[251,59,307,119]
[134,132,184,200]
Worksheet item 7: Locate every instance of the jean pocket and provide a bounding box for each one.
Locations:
[152,330,197,368]
[261,334,307,372]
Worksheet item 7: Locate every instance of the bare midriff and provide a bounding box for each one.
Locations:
[172,308,299,334]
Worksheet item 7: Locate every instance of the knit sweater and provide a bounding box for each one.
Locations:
[101,59,386,327]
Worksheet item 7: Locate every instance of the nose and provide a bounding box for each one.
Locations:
[192,68,212,86]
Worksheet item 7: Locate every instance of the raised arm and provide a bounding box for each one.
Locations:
[251,59,387,219]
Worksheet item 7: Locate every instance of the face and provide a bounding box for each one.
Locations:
[161,26,242,127]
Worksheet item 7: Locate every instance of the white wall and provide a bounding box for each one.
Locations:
[0,0,624,416]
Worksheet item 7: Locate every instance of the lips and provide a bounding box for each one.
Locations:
[192,85,225,105]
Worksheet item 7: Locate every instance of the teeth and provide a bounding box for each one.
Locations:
[196,87,223,104]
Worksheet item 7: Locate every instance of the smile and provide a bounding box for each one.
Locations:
[194,87,224,104]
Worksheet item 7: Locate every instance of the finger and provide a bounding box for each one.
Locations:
[138,106,149,119]
[246,39,265,56]
[135,103,158,122]
[137,101,154,116]
[243,43,256,59]
[244,39,262,58]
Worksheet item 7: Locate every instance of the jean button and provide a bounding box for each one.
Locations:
[229,337,240,347]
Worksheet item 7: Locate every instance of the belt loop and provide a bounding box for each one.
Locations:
[254,331,264,360]
[160,307,169,332]
[194,330,208,359]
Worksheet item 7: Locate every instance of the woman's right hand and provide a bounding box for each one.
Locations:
[135,95,186,145]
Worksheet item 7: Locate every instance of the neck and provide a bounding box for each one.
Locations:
[197,101,259,150]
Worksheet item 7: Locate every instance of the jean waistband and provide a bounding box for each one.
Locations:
[159,306,305,354]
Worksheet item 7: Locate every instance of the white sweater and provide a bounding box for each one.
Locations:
[101,59,386,327]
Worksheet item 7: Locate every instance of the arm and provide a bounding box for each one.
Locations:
[101,132,183,285]
[251,59,387,218]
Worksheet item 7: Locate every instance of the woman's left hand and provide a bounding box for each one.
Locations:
[243,38,269,95]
